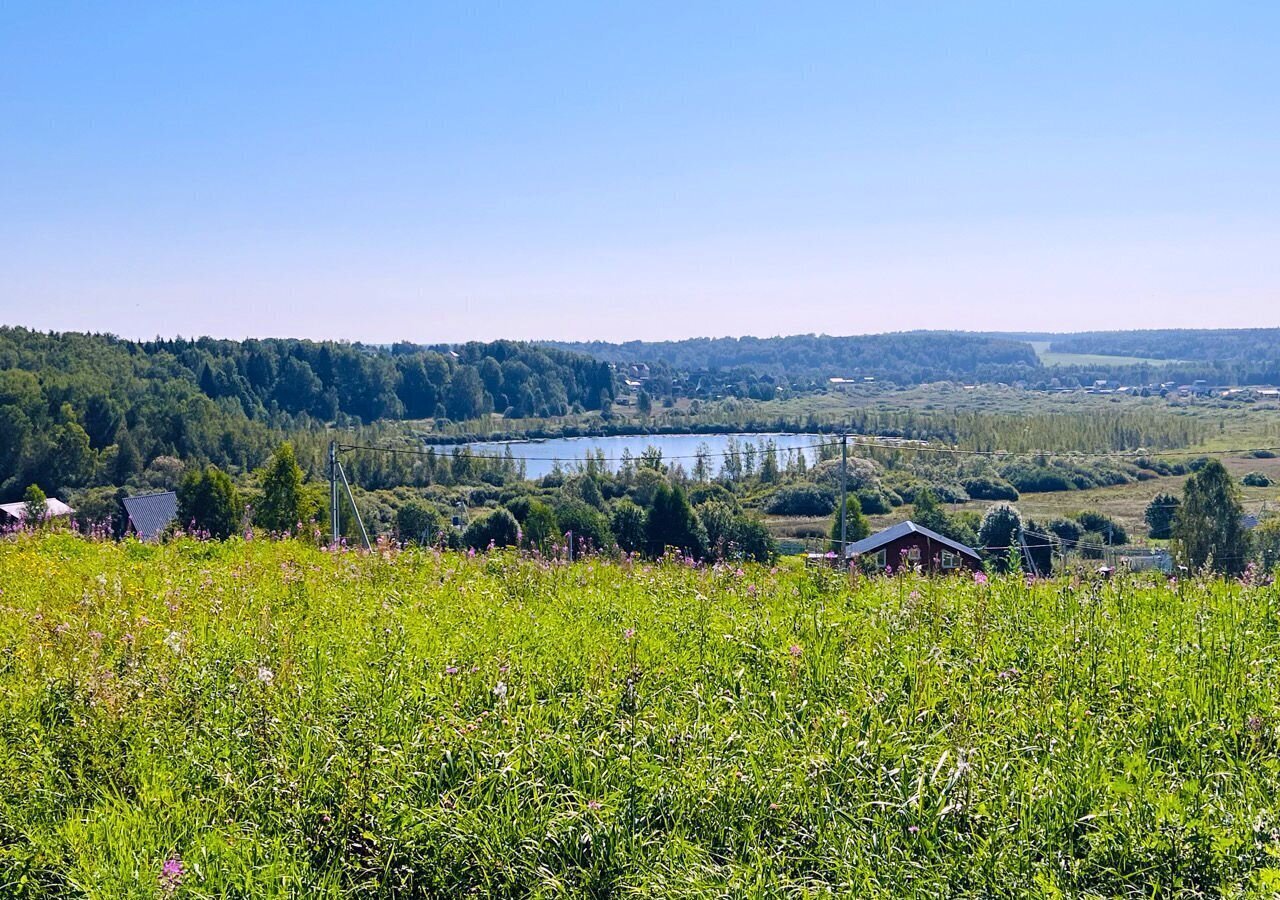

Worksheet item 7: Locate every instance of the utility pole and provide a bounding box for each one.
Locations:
[329,440,339,545]
[839,431,848,560]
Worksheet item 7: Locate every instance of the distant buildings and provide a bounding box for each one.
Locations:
[0,497,75,525]
[123,491,179,541]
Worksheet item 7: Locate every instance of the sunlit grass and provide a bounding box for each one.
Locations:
[3,533,1280,897]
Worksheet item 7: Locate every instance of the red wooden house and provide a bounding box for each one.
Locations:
[844,520,983,574]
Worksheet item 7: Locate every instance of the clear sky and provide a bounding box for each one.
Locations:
[1,3,1277,343]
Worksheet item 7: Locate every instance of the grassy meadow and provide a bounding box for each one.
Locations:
[4,534,1280,897]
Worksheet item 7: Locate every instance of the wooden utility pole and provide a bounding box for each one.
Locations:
[839,432,848,558]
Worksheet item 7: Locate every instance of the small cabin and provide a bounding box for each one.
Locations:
[844,520,983,573]
[0,497,75,525]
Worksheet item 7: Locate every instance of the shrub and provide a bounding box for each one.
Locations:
[765,484,835,517]
[1243,471,1272,487]
[463,508,520,549]
[396,501,444,545]
[1075,511,1128,545]
[962,476,1019,501]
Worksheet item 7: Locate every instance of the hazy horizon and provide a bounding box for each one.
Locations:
[4,320,1278,349]
[2,3,1278,343]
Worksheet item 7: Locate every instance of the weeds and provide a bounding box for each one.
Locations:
[2,533,1280,896]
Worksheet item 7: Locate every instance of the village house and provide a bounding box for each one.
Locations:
[0,497,75,525]
[843,520,984,573]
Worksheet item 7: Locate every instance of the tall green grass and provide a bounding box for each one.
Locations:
[3,534,1280,897]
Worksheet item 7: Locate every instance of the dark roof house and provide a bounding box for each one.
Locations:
[843,520,983,573]
[123,491,179,541]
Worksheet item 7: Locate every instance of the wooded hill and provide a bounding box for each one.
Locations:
[0,327,613,497]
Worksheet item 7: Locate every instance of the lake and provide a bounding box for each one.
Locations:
[461,432,828,480]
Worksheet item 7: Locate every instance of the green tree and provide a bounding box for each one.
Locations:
[464,508,520,550]
[22,483,47,525]
[1076,511,1127,545]
[518,500,559,552]
[555,499,613,553]
[610,499,647,554]
[1144,493,1180,540]
[396,501,443,545]
[829,496,870,553]
[1175,459,1251,575]
[178,465,241,540]
[255,442,311,534]
[446,368,487,421]
[645,483,705,558]
[1255,517,1280,573]
[978,504,1023,572]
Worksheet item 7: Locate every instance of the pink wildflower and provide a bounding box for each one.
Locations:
[159,856,183,893]
[973,571,988,586]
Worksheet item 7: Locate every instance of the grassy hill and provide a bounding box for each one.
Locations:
[3,534,1280,896]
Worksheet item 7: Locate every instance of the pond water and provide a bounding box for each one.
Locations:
[461,432,828,480]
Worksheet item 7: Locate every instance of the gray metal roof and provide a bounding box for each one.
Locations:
[844,520,981,560]
[123,491,178,541]
[0,498,75,520]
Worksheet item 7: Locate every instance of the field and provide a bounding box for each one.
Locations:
[5,536,1280,896]
[1027,342,1178,368]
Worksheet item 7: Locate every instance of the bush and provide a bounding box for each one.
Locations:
[962,476,1019,501]
[765,484,835,517]
[463,508,520,550]
[1243,471,1272,487]
[1075,511,1127,545]
[396,501,444,545]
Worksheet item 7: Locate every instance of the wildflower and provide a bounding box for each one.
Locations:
[587,799,601,810]
[908,825,919,835]
[89,631,104,641]
[493,680,508,702]
[256,665,275,686]
[163,631,183,655]
[444,665,459,676]
[623,628,636,641]
[789,644,802,658]
[1249,715,1265,734]
[159,856,183,893]
[973,571,988,586]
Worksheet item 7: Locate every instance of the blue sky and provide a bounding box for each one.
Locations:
[1,3,1277,342]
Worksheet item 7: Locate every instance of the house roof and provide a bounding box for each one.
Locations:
[844,520,981,560]
[0,497,75,520]
[123,491,179,541]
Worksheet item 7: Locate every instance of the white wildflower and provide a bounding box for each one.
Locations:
[493,680,508,702]
[163,631,183,655]
[257,665,275,686]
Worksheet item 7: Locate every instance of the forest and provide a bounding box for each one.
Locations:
[0,327,613,499]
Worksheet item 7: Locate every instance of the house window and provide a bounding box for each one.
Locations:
[873,549,887,568]
[905,546,921,562]
[941,551,959,569]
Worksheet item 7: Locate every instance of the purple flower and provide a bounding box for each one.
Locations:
[159,856,183,892]
[623,628,636,641]
[973,571,988,586]
[444,665,459,676]
[789,643,802,658]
